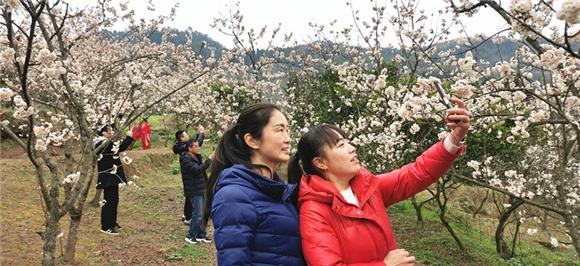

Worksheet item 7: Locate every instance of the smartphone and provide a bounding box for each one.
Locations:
[432,79,453,109]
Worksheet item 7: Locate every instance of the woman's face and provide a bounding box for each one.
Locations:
[320,131,360,180]
[248,110,291,167]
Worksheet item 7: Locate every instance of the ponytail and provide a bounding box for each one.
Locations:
[203,126,243,227]
[287,153,304,185]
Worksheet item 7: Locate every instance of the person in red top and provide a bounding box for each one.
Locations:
[288,98,470,266]
[139,118,151,149]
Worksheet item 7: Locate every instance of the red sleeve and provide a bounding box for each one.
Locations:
[377,140,464,207]
[300,202,386,266]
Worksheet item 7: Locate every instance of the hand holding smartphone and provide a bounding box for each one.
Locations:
[432,79,453,109]
[432,79,461,124]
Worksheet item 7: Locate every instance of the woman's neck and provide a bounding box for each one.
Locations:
[326,173,353,192]
[250,155,277,179]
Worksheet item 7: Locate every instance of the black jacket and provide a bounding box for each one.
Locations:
[180,152,211,196]
[172,133,204,155]
[95,136,134,189]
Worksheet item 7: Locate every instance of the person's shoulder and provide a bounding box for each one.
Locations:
[300,200,332,219]
[214,182,254,206]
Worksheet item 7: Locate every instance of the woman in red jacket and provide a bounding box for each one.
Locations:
[288,99,470,265]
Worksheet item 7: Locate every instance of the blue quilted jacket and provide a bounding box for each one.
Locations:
[211,164,304,266]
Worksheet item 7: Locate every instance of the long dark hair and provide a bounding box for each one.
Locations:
[287,124,347,185]
[203,103,283,227]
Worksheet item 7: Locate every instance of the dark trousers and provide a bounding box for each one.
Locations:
[184,197,192,220]
[186,195,207,239]
[101,185,119,230]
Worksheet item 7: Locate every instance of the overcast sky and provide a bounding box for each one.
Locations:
[69,0,515,48]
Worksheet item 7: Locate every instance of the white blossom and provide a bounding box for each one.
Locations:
[556,0,580,25]
[526,228,538,236]
[0,87,14,102]
[409,123,420,135]
[121,156,132,165]
[550,237,559,247]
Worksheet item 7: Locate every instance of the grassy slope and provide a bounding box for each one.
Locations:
[388,198,578,266]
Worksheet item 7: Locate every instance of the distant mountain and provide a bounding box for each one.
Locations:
[101,28,225,59]
[104,28,532,69]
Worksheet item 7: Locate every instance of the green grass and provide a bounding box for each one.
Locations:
[166,245,207,262]
[388,200,578,265]
[146,115,165,130]
[0,137,17,150]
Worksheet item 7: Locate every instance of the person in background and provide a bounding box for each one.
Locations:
[139,118,151,150]
[173,125,205,224]
[288,98,470,265]
[95,124,135,235]
[181,138,215,244]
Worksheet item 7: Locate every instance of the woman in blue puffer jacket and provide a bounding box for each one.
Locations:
[203,103,304,266]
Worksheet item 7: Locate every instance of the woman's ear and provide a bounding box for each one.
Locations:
[244,133,260,150]
[312,157,328,171]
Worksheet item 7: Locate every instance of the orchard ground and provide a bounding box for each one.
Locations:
[0,117,577,265]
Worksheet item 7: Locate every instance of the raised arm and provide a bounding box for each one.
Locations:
[379,97,469,206]
[377,140,463,206]
[196,125,205,147]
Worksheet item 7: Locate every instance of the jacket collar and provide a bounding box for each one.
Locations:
[298,168,379,209]
[217,164,297,202]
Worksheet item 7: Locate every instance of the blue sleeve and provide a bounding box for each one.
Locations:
[212,185,257,266]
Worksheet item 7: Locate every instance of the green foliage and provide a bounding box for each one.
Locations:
[150,133,161,144]
[210,82,258,113]
[287,69,355,129]
[387,200,578,265]
[172,157,180,175]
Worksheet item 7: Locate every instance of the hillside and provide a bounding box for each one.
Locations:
[104,28,526,67]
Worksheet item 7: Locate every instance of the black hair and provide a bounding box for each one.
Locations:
[98,124,117,136]
[203,103,283,227]
[287,124,347,184]
[186,138,199,148]
[98,125,110,136]
[175,130,185,141]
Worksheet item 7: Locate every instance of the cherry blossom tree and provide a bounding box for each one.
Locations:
[0,0,219,264]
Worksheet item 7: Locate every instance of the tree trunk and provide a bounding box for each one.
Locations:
[439,211,466,251]
[41,208,60,266]
[91,188,102,207]
[411,196,424,223]
[495,199,523,259]
[563,213,580,258]
[63,213,82,263]
[163,114,170,148]
[434,181,466,252]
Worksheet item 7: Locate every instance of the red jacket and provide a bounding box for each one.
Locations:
[298,140,463,266]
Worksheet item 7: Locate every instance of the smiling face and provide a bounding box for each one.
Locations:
[188,141,201,155]
[316,130,361,181]
[246,109,291,170]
